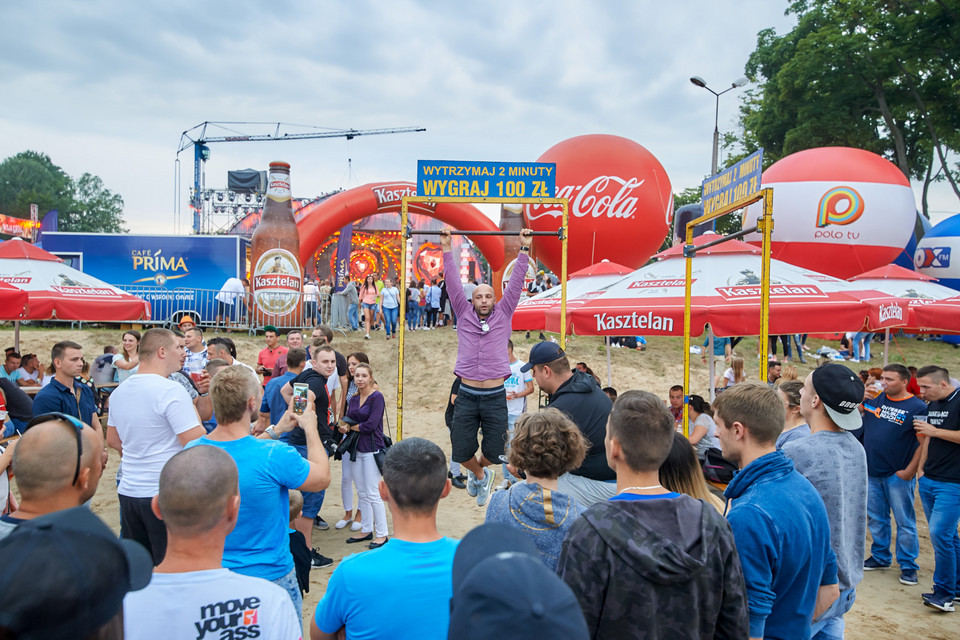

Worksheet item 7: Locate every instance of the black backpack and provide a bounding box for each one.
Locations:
[701,447,738,484]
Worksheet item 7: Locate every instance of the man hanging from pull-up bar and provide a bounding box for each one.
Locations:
[441,227,533,507]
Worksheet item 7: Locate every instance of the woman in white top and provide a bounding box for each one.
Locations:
[687,394,721,460]
[112,330,141,384]
[716,356,746,392]
[379,277,401,340]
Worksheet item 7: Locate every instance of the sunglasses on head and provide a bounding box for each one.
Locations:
[26,412,87,485]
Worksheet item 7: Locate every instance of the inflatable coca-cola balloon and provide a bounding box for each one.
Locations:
[743,147,916,280]
[525,135,673,274]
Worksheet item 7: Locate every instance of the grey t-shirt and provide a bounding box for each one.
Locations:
[783,430,867,593]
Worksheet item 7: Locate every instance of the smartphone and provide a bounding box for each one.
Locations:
[293,383,309,415]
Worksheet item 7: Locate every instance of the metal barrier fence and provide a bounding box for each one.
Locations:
[119,285,337,332]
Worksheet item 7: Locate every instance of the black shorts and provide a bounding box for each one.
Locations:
[119,494,167,566]
[450,383,508,464]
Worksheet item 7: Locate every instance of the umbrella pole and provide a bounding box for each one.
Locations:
[883,328,890,367]
[606,336,612,387]
[708,326,716,402]
[14,320,20,352]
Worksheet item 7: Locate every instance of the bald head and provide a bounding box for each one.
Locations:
[472,284,496,318]
[11,419,103,502]
[157,446,239,535]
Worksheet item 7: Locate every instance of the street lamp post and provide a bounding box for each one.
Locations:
[690,76,748,175]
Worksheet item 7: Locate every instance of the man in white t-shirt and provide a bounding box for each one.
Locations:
[123,445,301,640]
[303,277,321,326]
[216,276,248,329]
[106,328,205,565]
[501,340,535,487]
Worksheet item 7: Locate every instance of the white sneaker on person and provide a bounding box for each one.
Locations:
[476,468,496,507]
[334,519,351,530]
[350,520,362,532]
[465,469,479,497]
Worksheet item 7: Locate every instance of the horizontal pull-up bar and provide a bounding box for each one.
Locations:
[682,225,758,257]
[404,226,565,239]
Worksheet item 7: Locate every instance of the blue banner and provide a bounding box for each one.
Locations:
[333,224,353,293]
[417,160,556,199]
[701,149,764,215]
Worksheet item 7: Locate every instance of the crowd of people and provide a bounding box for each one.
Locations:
[1,237,959,637]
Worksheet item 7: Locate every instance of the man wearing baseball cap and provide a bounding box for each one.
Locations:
[522,341,615,506]
[784,364,868,638]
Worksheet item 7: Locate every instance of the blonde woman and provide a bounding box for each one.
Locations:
[716,356,746,391]
[660,432,724,513]
[779,364,799,384]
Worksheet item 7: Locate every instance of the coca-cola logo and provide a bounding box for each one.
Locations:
[878,303,904,323]
[526,134,673,274]
[527,176,644,221]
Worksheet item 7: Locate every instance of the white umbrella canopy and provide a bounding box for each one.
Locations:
[849,264,960,333]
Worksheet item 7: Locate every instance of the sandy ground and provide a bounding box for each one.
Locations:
[3,324,959,638]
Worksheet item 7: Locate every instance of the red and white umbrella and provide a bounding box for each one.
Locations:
[513,259,632,331]
[0,238,151,321]
[0,280,28,315]
[544,233,907,337]
[849,264,960,333]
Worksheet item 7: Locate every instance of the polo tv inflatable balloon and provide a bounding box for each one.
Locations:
[915,213,960,292]
[525,134,673,274]
[743,147,916,280]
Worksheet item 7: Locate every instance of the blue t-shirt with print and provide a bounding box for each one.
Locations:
[315,537,459,639]
[860,392,927,477]
[185,436,310,580]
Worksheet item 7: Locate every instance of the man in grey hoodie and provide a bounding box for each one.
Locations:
[557,390,748,639]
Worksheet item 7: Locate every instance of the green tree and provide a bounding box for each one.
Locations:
[727,0,960,218]
[60,173,128,233]
[0,151,127,233]
[0,151,73,220]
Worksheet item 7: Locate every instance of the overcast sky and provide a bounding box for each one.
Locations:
[1,1,954,234]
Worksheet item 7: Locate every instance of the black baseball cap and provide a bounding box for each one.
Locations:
[450,524,588,640]
[811,363,865,431]
[0,506,153,639]
[520,341,566,373]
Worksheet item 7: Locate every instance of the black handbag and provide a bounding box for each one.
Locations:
[701,447,738,484]
[373,412,394,474]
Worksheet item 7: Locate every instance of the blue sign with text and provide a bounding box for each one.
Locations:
[417,160,556,199]
[701,149,764,215]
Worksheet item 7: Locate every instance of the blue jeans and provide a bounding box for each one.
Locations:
[348,303,359,331]
[292,444,325,518]
[406,305,419,329]
[3,417,26,437]
[918,475,960,597]
[867,474,919,570]
[271,567,302,627]
[810,588,855,639]
[383,306,399,337]
[853,331,872,360]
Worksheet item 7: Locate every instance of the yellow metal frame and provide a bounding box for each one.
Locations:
[681,188,774,434]
[397,196,569,440]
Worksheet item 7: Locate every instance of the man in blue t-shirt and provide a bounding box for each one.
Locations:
[186,365,331,623]
[311,438,458,640]
[857,364,927,586]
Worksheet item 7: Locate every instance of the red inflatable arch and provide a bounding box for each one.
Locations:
[296,181,507,270]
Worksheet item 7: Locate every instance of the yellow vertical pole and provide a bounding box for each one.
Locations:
[758,188,773,383]
[682,226,694,438]
[559,200,569,351]
[397,200,409,441]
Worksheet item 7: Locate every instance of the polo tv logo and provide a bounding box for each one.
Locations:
[915,247,951,269]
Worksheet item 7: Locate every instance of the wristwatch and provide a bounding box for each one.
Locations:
[265,425,280,440]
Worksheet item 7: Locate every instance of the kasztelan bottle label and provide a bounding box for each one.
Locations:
[267,169,292,202]
[253,248,301,314]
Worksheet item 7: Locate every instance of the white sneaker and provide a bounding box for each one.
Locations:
[476,468,496,507]
[334,519,351,530]
[350,520,362,532]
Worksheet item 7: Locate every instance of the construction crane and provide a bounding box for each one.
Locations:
[176,121,426,233]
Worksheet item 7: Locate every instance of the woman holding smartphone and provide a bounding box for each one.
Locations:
[338,363,388,548]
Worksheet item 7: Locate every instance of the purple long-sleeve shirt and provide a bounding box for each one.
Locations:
[444,250,529,382]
